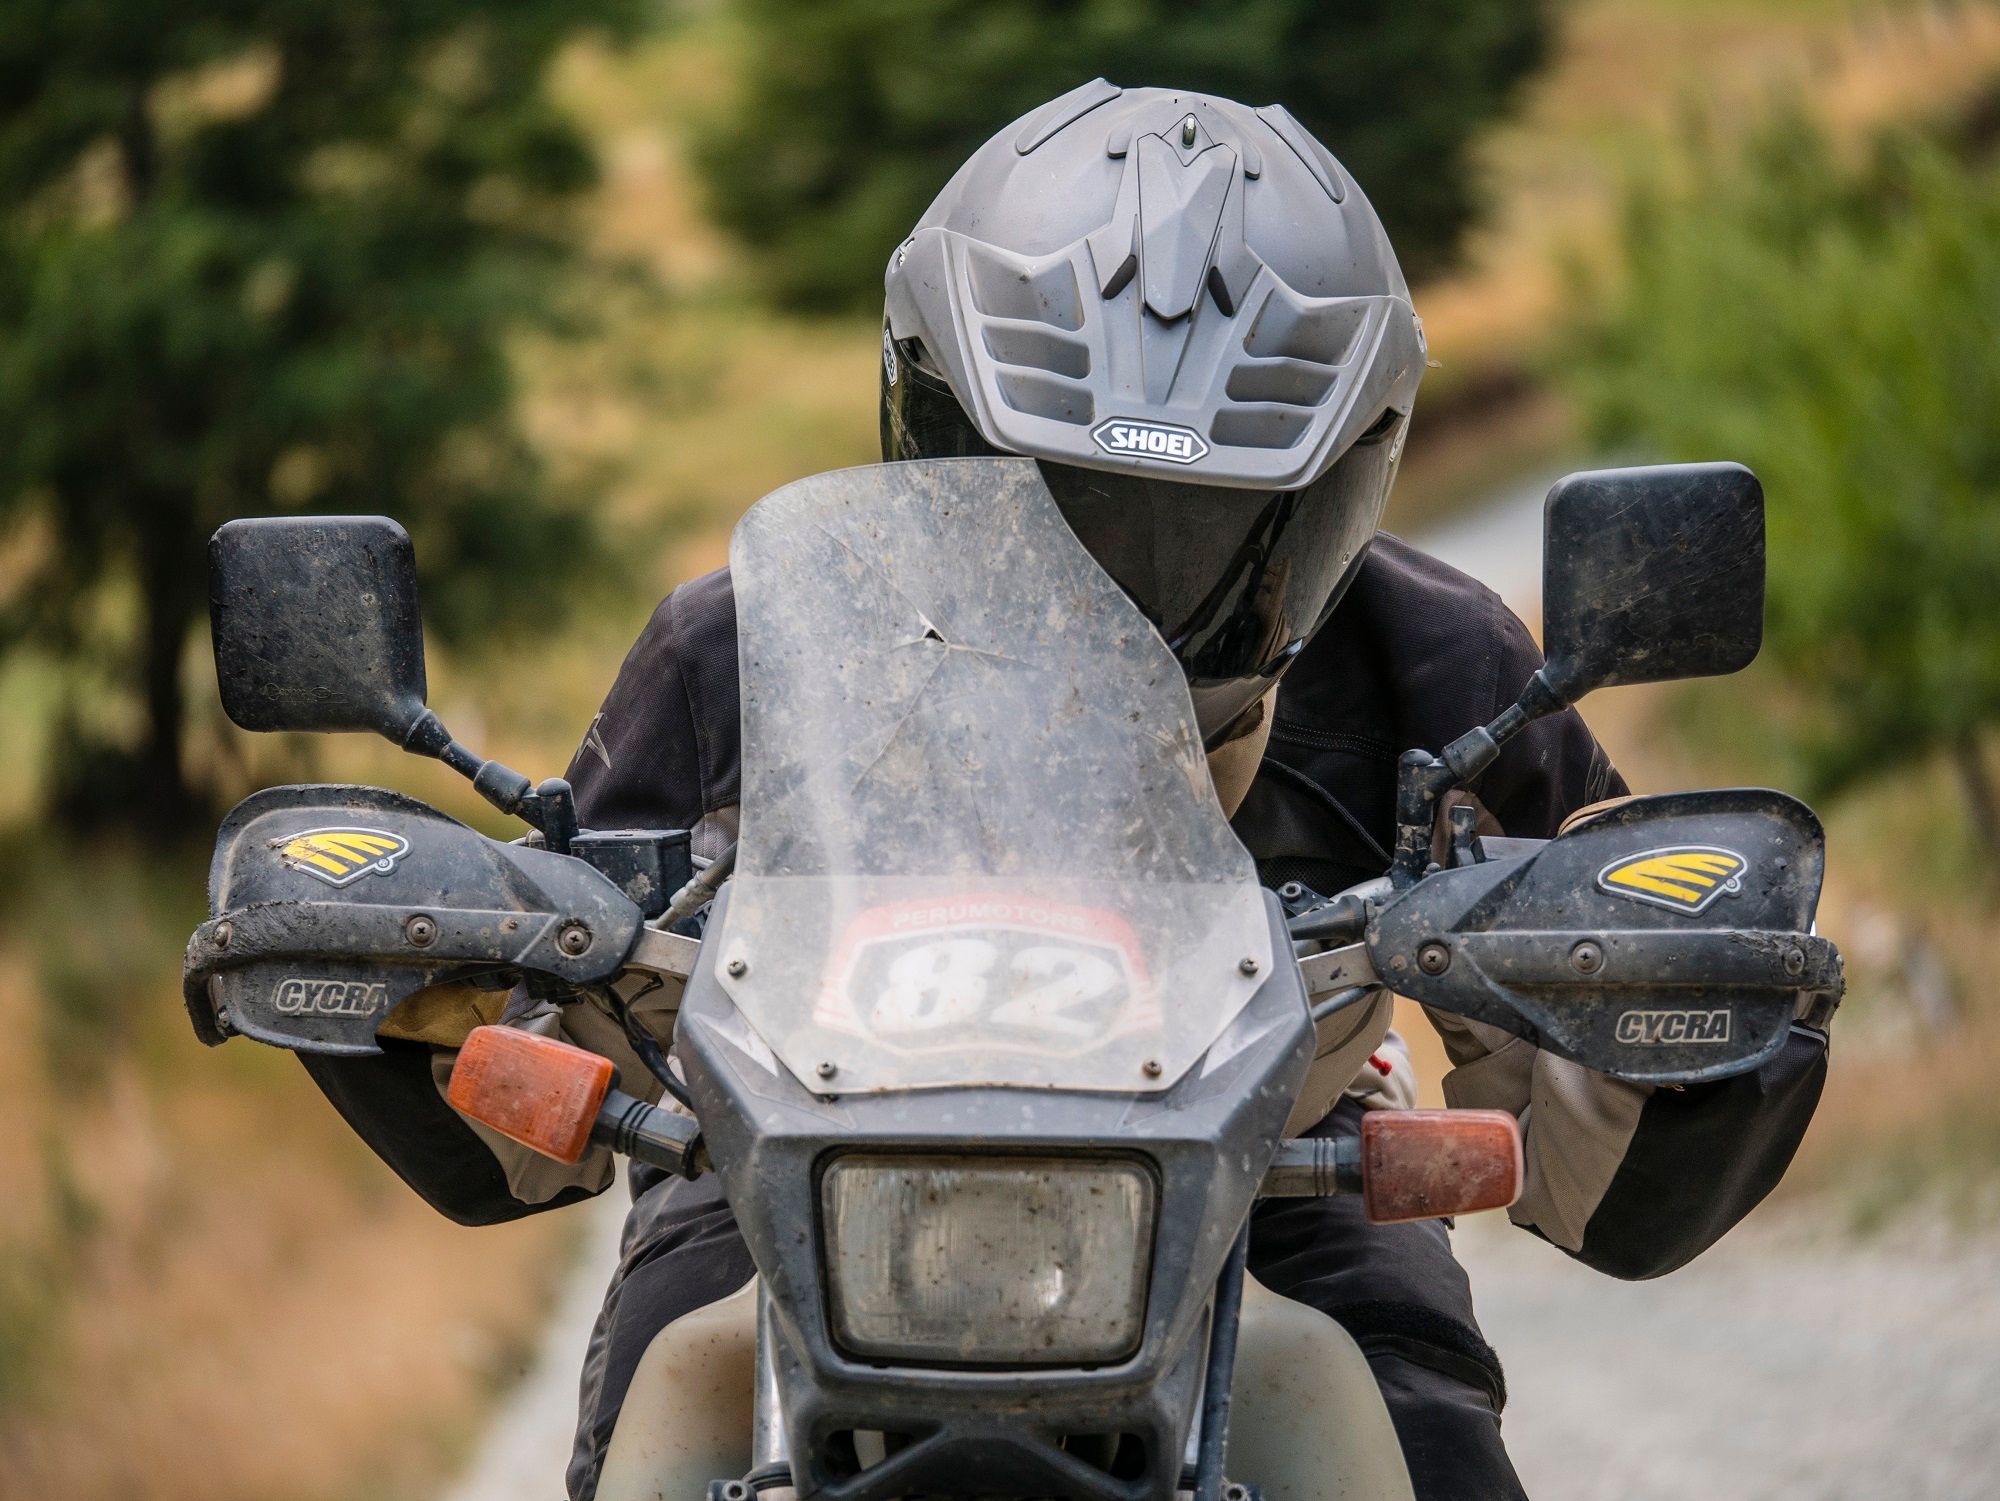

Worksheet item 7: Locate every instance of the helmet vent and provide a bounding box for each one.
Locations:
[967,248,1084,332]
[1224,359,1338,408]
[1211,289,1375,447]
[984,324,1091,381]
[994,370,1094,427]
[1211,404,1312,450]
[1242,292,1368,367]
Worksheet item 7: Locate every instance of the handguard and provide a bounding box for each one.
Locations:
[182,785,646,1055]
[1367,789,1842,1084]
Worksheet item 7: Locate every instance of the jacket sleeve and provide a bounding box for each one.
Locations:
[292,579,721,1225]
[1432,613,1830,1280]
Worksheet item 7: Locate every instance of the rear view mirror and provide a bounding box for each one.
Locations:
[209,515,429,741]
[1391,462,1767,886]
[1539,463,1764,702]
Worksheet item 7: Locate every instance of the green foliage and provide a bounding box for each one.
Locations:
[1562,108,2000,848]
[0,0,644,822]
[696,0,1554,310]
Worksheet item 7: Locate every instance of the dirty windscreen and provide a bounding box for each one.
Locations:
[713,459,1271,1094]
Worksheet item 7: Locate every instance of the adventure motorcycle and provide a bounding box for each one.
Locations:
[184,457,1841,1501]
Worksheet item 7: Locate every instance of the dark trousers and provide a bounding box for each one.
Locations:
[567,1102,1525,1501]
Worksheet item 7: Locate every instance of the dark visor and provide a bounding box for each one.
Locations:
[1039,440,1396,741]
[884,342,1400,742]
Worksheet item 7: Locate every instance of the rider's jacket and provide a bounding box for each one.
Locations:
[300,534,1829,1279]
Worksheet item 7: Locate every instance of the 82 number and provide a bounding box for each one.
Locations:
[865,934,1126,1042]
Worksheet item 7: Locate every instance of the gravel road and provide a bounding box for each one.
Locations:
[438,476,2000,1501]
[442,1191,623,1501]
[1458,1212,2000,1500]
[443,1193,2000,1501]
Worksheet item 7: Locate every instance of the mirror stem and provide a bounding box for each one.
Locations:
[399,708,538,822]
[1390,750,1455,888]
[535,778,579,856]
[1389,669,1571,888]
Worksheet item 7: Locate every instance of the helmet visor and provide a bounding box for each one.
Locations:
[1039,434,1400,742]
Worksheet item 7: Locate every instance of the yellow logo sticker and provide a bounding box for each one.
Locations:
[274,827,411,888]
[1597,846,1747,915]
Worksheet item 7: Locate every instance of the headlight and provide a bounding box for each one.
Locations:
[820,1154,1156,1366]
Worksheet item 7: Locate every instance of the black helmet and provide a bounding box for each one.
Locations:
[882,80,1427,745]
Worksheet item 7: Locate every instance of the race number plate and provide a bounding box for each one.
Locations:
[813,896,1159,1056]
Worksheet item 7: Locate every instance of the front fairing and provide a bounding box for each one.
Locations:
[678,891,1309,1501]
[681,459,1314,1499]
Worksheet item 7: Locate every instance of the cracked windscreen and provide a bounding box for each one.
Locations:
[712,458,1272,1093]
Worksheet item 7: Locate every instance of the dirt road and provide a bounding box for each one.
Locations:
[441,1191,623,1501]
[442,1192,2000,1501]
[1458,1211,2000,1500]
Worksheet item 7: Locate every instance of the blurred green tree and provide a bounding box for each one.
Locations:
[0,0,642,826]
[1564,110,2000,861]
[696,0,1554,310]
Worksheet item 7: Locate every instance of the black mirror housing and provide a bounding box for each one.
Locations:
[1540,463,1765,702]
[209,515,429,741]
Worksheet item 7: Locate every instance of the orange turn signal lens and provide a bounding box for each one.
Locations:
[446,1025,614,1165]
[1359,1108,1523,1225]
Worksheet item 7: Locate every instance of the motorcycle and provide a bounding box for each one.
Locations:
[184,457,1841,1500]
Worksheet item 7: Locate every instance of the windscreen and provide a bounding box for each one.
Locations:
[716,458,1272,1093]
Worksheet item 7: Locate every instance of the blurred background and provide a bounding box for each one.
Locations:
[2,1,1997,1497]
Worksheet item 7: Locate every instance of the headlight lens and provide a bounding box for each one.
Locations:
[821,1154,1156,1366]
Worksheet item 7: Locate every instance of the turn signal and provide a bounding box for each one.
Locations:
[1360,1109,1523,1225]
[446,1024,613,1164]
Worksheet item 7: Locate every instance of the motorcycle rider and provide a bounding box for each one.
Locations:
[297,84,1832,1499]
